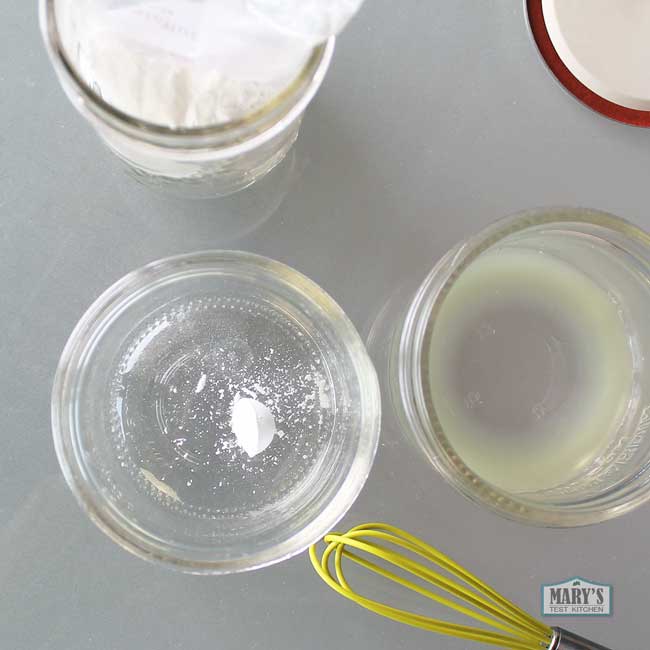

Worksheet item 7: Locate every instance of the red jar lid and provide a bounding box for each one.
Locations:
[528,0,650,127]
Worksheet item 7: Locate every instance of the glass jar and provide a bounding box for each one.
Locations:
[39,0,334,197]
[391,208,650,527]
[52,251,380,573]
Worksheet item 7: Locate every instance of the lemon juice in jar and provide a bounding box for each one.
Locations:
[427,242,634,494]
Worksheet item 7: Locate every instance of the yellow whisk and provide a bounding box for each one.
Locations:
[310,523,612,650]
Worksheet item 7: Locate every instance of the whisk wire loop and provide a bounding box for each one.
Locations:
[310,523,554,650]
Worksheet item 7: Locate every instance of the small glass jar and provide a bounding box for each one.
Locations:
[391,208,650,527]
[39,0,334,197]
[52,251,380,573]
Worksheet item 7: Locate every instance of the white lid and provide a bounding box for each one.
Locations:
[542,0,650,110]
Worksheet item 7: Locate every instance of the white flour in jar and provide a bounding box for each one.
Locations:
[54,0,314,128]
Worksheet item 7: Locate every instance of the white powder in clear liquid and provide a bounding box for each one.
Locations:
[54,0,314,128]
[231,397,282,457]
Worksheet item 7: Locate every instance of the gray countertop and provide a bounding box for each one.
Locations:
[2,1,650,649]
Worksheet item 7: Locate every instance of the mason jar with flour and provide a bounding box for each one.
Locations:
[39,1,342,196]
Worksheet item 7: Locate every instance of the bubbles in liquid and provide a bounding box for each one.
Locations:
[109,295,335,518]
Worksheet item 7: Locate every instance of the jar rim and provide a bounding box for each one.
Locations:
[39,0,335,149]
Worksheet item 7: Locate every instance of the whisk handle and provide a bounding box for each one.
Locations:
[552,628,613,650]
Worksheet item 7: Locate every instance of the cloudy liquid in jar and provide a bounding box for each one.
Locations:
[427,245,634,494]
